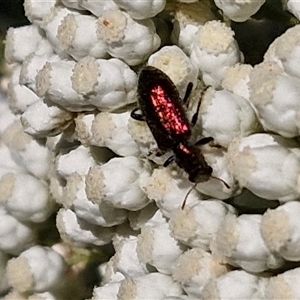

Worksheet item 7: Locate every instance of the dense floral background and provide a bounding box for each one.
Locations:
[1,0,300,299]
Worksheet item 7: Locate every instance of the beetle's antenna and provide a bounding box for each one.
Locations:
[181,182,197,210]
[210,175,230,189]
[181,177,230,210]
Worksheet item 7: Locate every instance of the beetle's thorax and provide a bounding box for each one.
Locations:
[173,143,213,183]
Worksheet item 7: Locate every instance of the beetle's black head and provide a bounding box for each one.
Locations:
[188,165,213,183]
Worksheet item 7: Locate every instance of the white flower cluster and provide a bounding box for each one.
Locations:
[2,0,300,299]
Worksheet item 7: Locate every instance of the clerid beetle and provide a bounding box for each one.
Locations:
[132,66,229,208]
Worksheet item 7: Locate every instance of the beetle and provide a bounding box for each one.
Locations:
[131,66,229,208]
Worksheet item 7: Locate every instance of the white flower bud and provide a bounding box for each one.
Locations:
[148,45,198,99]
[71,57,137,111]
[5,25,43,64]
[74,113,95,146]
[172,248,228,298]
[56,208,115,246]
[264,267,300,299]
[173,23,199,56]
[85,157,150,211]
[227,133,300,201]
[21,99,73,137]
[169,200,236,249]
[111,236,150,278]
[142,167,200,218]
[99,260,125,285]
[201,270,268,299]
[35,40,56,57]
[0,172,53,223]
[63,172,127,227]
[6,246,66,293]
[264,24,300,78]
[211,214,284,272]
[137,219,187,274]
[113,0,166,19]
[249,61,300,137]
[36,59,91,112]
[0,208,35,255]
[171,2,216,55]
[98,10,160,65]
[41,7,80,58]
[90,111,140,156]
[200,87,260,148]
[92,282,121,300]
[56,145,97,179]
[214,0,266,22]
[24,0,57,25]
[3,121,52,179]
[8,65,39,114]
[261,201,300,261]
[80,0,118,17]
[19,53,60,93]
[57,14,108,61]
[221,63,253,101]
[190,20,242,88]
[117,273,183,300]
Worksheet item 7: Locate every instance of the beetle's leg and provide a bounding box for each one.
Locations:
[182,82,193,104]
[131,108,145,121]
[195,136,214,146]
[191,86,210,126]
[195,136,222,148]
[191,96,202,126]
[163,155,175,167]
